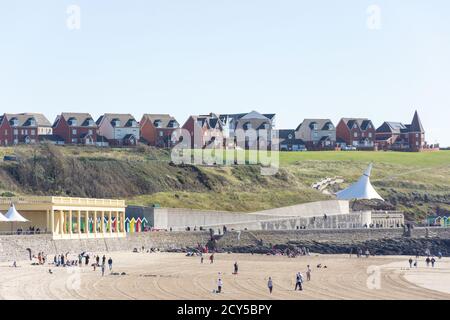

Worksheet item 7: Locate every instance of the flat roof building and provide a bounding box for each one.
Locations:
[0,196,126,240]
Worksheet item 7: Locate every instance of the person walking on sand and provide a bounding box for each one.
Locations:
[217,274,223,293]
[201,256,204,264]
[101,263,105,276]
[108,257,113,272]
[409,258,413,268]
[233,262,238,275]
[306,265,312,281]
[210,254,214,264]
[426,257,431,267]
[267,277,273,294]
[102,255,106,266]
[294,272,303,291]
[431,257,436,268]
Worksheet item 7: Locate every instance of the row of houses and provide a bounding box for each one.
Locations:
[278,111,429,152]
[0,110,431,152]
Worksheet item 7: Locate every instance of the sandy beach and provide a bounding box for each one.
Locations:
[0,252,448,300]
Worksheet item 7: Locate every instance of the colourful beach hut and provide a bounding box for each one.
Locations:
[129,218,136,233]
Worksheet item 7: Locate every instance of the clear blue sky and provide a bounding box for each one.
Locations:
[0,0,449,146]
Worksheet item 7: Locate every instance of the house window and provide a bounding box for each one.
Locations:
[416,141,419,146]
[31,130,35,135]
[368,132,372,138]
[4,130,7,135]
[313,124,318,130]
[72,138,77,143]
[159,131,164,137]
[72,129,77,135]
[14,129,18,135]
[88,129,93,135]
[313,132,318,138]
[354,132,358,138]
[416,133,419,138]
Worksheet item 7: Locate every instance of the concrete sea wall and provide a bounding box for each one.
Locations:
[1,227,449,262]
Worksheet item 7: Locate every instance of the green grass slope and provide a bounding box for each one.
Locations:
[0,144,448,220]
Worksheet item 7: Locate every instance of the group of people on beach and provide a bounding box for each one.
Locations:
[349,248,370,258]
[47,252,113,276]
[207,254,314,295]
[408,256,439,268]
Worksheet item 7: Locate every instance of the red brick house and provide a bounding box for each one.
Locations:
[52,113,97,145]
[182,113,224,149]
[0,113,52,146]
[140,114,179,148]
[376,111,425,151]
[336,118,376,149]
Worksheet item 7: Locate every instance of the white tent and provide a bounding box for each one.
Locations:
[5,204,29,222]
[4,204,28,233]
[336,163,384,201]
[0,211,9,222]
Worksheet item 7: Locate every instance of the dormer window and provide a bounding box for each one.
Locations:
[309,122,318,130]
[288,134,293,139]
[367,124,372,129]
[154,120,162,128]
[353,124,358,129]
[326,123,334,130]
[87,119,95,126]
[130,120,137,127]
[29,118,36,126]
[10,118,19,127]
[112,119,121,127]
[68,118,77,126]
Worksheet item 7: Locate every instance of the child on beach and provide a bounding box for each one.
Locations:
[306,265,311,281]
[217,274,223,293]
[267,277,273,294]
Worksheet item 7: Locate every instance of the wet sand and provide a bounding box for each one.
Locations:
[0,252,448,300]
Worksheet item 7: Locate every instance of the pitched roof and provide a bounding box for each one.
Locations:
[5,113,52,127]
[240,110,271,121]
[97,113,138,127]
[410,110,424,132]
[220,111,275,121]
[376,122,407,134]
[341,118,373,130]
[59,113,96,127]
[191,115,223,129]
[296,119,334,131]
[142,114,179,128]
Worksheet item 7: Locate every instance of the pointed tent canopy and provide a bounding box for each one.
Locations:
[0,211,9,222]
[4,204,29,222]
[336,163,384,201]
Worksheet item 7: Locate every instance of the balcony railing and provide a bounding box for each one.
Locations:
[0,196,125,207]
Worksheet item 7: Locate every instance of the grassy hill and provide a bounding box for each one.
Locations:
[0,144,448,220]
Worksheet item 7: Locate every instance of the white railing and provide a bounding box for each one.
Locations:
[51,197,125,207]
[0,196,125,207]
